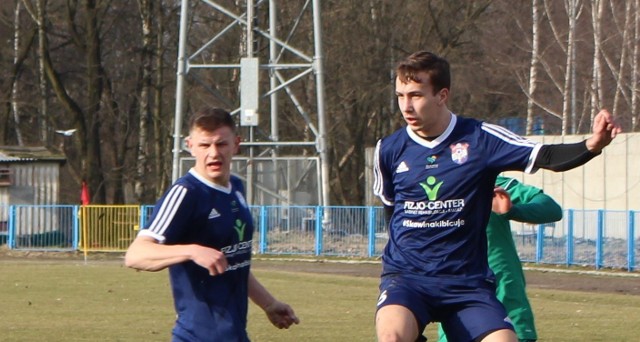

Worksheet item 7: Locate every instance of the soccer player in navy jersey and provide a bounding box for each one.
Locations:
[125,108,298,341]
[373,51,621,342]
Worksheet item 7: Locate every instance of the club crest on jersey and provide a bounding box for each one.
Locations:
[450,142,469,165]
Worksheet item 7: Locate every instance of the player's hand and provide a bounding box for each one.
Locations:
[190,245,228,276]
[586,109,622,153]
[264,300,300,329]
[492,187,512,214]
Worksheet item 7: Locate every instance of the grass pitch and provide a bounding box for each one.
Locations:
[0,258,638,341]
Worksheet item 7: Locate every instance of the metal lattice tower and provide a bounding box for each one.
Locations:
[171,0,329,208]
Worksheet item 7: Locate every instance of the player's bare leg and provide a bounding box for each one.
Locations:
[376,304,419,342]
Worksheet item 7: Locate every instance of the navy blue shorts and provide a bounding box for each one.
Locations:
[376,274,514,341]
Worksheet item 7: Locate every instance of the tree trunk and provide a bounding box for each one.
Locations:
[562,0,579,135]
[526,0,541,135]
[12,1,24,146]
[83,0,106,203]
[153,0,168,199]
[632,0,639,130]
[611,1,632,118]
[590,0,604,122]
[135,0,153,203]
[36,0,49,145]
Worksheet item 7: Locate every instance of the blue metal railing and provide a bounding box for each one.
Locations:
[0,204,637,272]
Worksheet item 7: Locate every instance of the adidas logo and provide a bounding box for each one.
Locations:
[396,161,409,173]
[208,208,221,219]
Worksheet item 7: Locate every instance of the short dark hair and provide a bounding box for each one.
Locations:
[188,107,236,133]
[395,51,451,94]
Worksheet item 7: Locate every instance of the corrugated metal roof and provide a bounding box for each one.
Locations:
[0,146,66,163]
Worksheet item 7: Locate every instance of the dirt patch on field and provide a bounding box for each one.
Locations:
[252,258,640,296]
[1,247,638,296]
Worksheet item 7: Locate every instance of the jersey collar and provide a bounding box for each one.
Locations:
[188,168,233,194]
[406,113,457,148]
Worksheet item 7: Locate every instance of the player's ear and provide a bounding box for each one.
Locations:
[234,135,242,155]
[437,88,449,105]
[185,136,195,156]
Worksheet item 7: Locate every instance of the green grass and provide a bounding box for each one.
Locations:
[1,259,639,341]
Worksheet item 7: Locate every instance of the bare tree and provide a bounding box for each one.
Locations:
[35,0,48,144]
[590,0,605,121]
[11,1,25,145]
[633,0,640,130]
[562,0,581,134]
[526,0,542,135]
[135,0,153,203]
[610,0,632,118]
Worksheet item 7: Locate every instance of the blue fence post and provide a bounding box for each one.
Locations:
[314,206,323,256]
[367,207,375,257]
[139,205,148,231]
[566,209,574,266]
[596,210,604,270]
[7,205,15,249]
[536,224,544,263]
[628,210,635,272]
[259,206,267,254]
[72,205,80,250]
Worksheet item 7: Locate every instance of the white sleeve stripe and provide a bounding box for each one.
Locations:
[147,185,188,236]
[481,122,537,147]
[137,229,166,243]
[373,140,382,197]
[373,140,393,206]
[524,143,542,174]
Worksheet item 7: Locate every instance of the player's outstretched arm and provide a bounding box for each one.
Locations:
[124,235,228,275]
[585,109,622,153]
[248,272,300,329]
[534,110,621,172]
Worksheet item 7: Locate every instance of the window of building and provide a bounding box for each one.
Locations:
[0,167,12,186]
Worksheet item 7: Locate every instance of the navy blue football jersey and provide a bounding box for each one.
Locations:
[140,169,254,341]
[373,114,541,283]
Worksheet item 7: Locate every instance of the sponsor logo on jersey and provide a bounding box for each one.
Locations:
[208,208,220,219]
[425,155,439,169]
[401,218,465,228]
[419,176,443,201]
[231,200,240,213]
[234,219,246,241]
[396,161,409,173]
[404,176,465,217]
[450,142,469,164]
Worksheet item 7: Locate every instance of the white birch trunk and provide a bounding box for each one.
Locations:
[12,1,24,146]
[563,0,580,134]
[590,0,604,122]
[612,1,632,118]
[526,0,541,135]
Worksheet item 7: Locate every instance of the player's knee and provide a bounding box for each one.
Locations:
[376,331,412,342]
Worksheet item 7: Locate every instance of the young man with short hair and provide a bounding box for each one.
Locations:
[373,50,620,342]
[125,107,299,341]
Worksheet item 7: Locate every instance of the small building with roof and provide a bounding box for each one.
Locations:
[0,146,67,244]
[0,146,66,206]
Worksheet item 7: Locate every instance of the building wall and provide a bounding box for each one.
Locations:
[7,162,60,205]
[503,132,640,211]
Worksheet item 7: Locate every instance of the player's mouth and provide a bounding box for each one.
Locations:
[404,117,419,126]
[206,161,222,171]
